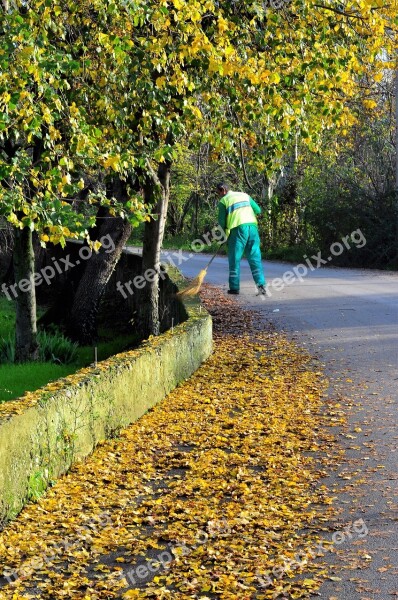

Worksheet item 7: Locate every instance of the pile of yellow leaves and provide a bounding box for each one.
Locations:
[0,287,337,599]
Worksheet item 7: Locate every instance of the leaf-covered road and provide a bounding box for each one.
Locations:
[176,254,398,599]
[0,286,342,599]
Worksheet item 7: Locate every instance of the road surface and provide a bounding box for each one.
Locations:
[165,250,398,599]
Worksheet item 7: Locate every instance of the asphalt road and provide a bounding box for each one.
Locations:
[166,249,398,599]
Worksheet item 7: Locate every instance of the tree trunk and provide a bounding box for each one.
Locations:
[168,193,194,236]
[0,221,14,282]
[194,191,199,236]
[66,177,132,344]
[13,226,39,362]
[139,160,171,338]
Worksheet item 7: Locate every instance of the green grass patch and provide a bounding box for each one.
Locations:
[0,295,138,404]
[75,334,135,366]
[0,362,77,403]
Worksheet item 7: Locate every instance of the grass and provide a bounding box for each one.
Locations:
[74,333,135,366]
[0,296,138,404]
[0,362,78,403]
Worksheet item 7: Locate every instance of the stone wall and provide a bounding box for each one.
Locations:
[0,271,212,525]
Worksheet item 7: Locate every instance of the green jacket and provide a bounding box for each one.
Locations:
[218,190,262,236]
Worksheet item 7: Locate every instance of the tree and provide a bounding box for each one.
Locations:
[139,160,172,337]
[297,77,398,268]
[0,1,147,358]
[2,0,396,350]
[119,0,396,332]
[66,178,137,344]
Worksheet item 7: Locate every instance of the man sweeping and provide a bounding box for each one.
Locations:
[216,183,267,296]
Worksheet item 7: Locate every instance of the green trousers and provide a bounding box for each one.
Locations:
[227,224,266,291]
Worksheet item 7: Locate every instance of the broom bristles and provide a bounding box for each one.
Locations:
[176,269,207,298]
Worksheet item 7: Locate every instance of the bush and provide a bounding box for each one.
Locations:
[37,330,78,364]
[0,335,15,363]
[265,244,317,264]
[0,331,78,365]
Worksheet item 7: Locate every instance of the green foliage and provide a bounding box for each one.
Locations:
[0,297,15,338]
[37,330,79,365]
[74,334,137,367]
[0,335,15,363]
[265,244,317,264]
[296,105,398,269]
[27,471,48,502]
[0,330,78,364]
[0,1,149,244]
[0,295,141,402]
[302,184,398,268]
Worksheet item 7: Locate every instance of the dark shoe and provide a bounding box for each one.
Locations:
[227,289,239,295]
[256,285,268,296]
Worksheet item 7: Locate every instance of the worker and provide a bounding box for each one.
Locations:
[216,183,267,296]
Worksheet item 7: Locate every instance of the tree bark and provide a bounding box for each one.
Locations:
[13,226,39,362]
[168,193,195,235]
[66,177,132,344]
[139,160,171,338]
[0,221,14,282]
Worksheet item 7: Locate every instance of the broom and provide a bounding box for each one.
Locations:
[177,242,226,298]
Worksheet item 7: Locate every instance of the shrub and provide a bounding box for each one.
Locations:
[0,335,15,364]
[0,331,78,365]
[37,330,78,364]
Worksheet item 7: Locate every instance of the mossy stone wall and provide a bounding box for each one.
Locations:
[0,285,211,525]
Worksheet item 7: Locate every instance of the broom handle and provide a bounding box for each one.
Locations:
[205,240,227,270]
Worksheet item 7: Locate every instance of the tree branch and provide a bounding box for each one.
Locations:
[313,4,367,21]
[232,110,254,191]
